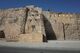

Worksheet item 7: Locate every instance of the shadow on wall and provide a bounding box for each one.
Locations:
[42,15,57,40]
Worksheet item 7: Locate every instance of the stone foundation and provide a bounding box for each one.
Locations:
[19,33,43,43]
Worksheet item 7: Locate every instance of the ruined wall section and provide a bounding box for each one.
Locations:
[0,10,5,30]
[19,6,46,42]
[55,13,80,40]
[0,6,46,42]
[42,11,64,40]
[43,11,80,40]
[0,10,5,38]
[62,14,79,40]
[0,8,28,41]
[0,6,80,41]
[77,14,80,40]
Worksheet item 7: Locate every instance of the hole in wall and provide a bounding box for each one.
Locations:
[0,30,5,38]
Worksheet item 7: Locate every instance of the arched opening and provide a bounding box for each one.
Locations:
[0,30,5,38]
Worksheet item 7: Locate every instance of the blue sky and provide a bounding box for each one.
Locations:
[0,0,80,13]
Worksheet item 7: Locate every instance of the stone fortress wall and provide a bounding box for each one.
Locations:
[43,11,80,40]
[0,5,80,42]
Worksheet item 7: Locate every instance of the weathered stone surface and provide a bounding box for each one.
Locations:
[64,24,79,40]
[43,12,64,40]
[24,7,46,42]
[19,33,43,43]
[64,14,80,40]
[43,11,80,40]
[52,21,64,40]
[1,8,27,41]
[0,5,80,42]
[4,23,20,41]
